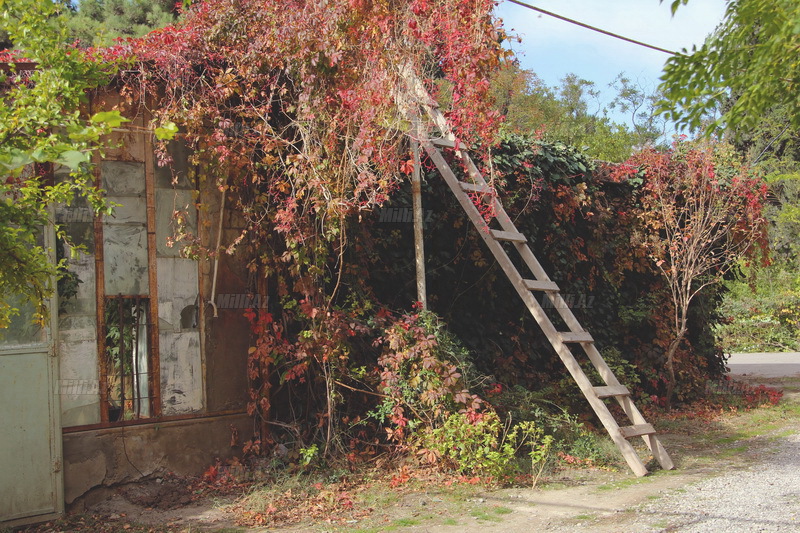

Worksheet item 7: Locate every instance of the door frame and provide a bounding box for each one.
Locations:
[0,217,63,527]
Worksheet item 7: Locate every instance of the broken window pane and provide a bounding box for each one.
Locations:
[104,296,152,421]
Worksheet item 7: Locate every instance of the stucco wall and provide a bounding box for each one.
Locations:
[63,413,252,508]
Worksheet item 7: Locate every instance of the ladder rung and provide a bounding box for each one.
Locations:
[459,182,493,194]
[523,279,559,292]
[405,78,673,476]
[593,385,630,398]
[490,229,527,243]
[559,332,594,343]
[430,137,455,148]
[620,423,656,439]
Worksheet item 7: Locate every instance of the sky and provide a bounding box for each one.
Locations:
[494,0,728,121]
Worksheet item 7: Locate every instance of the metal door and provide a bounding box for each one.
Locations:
[0,226,63,526]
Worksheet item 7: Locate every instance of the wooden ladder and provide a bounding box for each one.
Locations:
[405,89,674,477]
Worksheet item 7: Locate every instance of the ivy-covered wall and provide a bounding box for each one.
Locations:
[357,134,727,407]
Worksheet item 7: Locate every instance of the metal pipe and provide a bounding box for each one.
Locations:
[208,188,226,318]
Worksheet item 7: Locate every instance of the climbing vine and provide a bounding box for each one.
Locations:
[107,0,509,455]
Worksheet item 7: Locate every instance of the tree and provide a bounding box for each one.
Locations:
[489,62,563,135]
[660,0,800,135]
[618,140,768,407]
[0,0,123,328]
[64,0,177,47]
[726,104,800,265]
[490,63,664,162]
[608,74,665,148]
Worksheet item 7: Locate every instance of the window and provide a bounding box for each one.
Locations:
[103,296,154,421]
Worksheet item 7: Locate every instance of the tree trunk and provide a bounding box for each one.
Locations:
[663,327,687,410]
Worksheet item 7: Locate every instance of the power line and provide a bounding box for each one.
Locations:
[504,0,677,56]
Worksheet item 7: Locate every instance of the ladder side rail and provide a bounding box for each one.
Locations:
[423,141,650,477]
[423,143,572,345]
[434,136,583,313]
[405,83,674,474]
[453,145,593,338]
[448,146,568,292]
[403,82,565,292]
[422,131,630,387]
[614,395,675,470]
[581,342,624,387]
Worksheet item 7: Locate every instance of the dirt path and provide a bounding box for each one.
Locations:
[26,374,800,533]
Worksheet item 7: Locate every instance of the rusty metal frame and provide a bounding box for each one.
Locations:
[93,146,110,424]
[62,408,246,434]
[95,105,162,423]
[144,125,162,417]
[103,295,155,421]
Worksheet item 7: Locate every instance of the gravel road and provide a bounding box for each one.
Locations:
[631,431,800,532]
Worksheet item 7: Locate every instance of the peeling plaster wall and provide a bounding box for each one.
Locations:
[157,257,202,414]
[60,94,257,505]
[58,132,206,424]
[155,141,203,415]
[63,413,252,508]
[102,160,150,295]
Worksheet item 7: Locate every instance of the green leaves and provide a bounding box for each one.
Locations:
[154,120,178,141]
[667,0,690,16]
[659,0,800,135]
[91,110,129,128]
[55,150,91,170]
[0,0,120,328]
[0,148,34,172]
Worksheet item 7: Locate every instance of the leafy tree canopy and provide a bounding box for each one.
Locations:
[490,63,665,162]
[64,0,177,47]
[660,0,800,134]
[0,0,123,328]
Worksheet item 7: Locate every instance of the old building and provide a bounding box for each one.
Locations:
[1,85,259,526]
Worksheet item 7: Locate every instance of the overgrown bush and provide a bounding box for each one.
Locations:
[416,411,554,482]
[363,134,730,409]
[716,266,800,352]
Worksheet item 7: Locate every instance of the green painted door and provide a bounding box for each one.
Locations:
[0,227,63,526]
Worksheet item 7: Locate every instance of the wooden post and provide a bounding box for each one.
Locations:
[411,132,427,310]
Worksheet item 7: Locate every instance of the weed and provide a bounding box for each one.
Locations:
[391,518,420,526]
[299,444,319,467]
[470,509,502,522]
[718,445,748,458]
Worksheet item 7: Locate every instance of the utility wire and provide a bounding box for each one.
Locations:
[504,0,677,56]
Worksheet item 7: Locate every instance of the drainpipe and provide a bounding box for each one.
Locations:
[208,188,225,318]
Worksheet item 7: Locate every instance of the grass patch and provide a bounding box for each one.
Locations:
[392,518,420,526]
[574,513,595,520]
[470,509,503,522]
[769,429,796,440]
[718,445,748,458]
